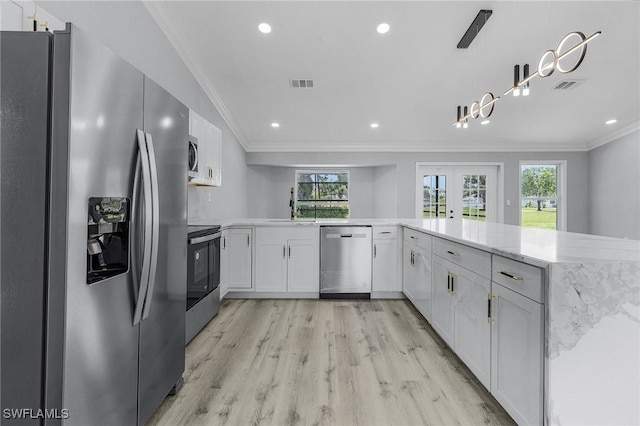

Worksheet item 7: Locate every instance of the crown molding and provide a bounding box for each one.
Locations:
[142,1,249,150]
[243,141,592,153]
[585,120,640,151]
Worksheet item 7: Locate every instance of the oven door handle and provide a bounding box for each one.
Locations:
[133,129,153,326]
[188,232,222,245]
[142,132,160,321]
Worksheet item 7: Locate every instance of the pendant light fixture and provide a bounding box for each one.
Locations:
[522,64,530,96]
[513,65,520,96]
[453,30,600,128]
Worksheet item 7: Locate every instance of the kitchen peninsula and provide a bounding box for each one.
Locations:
[205,218,640,425]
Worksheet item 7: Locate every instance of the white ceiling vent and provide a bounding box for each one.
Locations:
[290,79,314,88]
[553,80,585,90]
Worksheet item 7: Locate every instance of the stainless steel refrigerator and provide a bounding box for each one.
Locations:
[1,24,187,425]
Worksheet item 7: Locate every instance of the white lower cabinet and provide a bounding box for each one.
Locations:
[402,229,432,319]
[372,226,400,292]
[432,250,491,389]
[402,241,417,303]
[255,227,319,293]
[490,264,544,426]
[453,265,491,389]
[431,255,455,346]
[220,228,252,293]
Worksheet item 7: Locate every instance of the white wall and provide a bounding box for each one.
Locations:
[37,1,250,224]
[588,131,640,240]
[246,151,590,233]
[371,165,398,218]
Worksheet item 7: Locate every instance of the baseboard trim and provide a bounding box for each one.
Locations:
[225,291,319,299]
[371,291,406,299]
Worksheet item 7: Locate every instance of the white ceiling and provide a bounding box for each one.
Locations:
[145,1,639,152]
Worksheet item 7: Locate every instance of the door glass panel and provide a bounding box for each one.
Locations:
[423,175,447,218]
[521,165,558,229]
[462,174,487,221]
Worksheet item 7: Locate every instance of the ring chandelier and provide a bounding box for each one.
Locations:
[454,31,601,128]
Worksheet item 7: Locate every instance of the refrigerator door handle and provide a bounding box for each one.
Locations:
[133,129,153,325]
[142,132,160,320]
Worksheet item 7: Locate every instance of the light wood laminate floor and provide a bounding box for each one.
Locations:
[148,299,515,426]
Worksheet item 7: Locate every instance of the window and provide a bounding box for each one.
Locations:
[519,161,566,231]
[295,170,349,219]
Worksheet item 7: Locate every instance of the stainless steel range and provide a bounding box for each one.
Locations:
[186,225,221,344]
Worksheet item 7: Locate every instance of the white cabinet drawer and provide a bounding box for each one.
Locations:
[373,226,397,239]
[433,237,491,279]
[492,256,543,303]
[403,228,431,251]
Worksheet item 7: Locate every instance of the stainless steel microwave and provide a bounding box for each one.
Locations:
[188,135,198,179]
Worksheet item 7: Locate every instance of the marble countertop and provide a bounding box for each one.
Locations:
[190,218,640,267]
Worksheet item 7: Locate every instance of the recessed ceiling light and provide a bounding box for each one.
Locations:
[605,119,617,125]
[370,123,379,128]
[258,23,271,34]
[271,122,280,128]
[481,120,490,125]
[377,23,390,34]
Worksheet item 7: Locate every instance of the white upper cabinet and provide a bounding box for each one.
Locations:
[188,109,222,186]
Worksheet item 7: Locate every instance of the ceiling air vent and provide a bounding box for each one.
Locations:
[290,79,314,88]
[553,80,584,90]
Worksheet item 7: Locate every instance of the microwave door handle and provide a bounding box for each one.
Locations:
[142,132,160,320]
[133,129,153,325]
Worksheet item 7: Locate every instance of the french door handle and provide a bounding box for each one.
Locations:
[133,129,152,326]
[142,132,160,321]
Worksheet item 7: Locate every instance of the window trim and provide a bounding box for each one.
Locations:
[294,169,350,220]
[518,160,567,231]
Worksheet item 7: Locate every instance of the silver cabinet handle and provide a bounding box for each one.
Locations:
[142,132,160,321]
[133,130,152,325]
[498,271,524,281]
[374,244,377,258]
[247,234,250,247]
[288,245,291,258]
[446,250,459,256]
[283,245,286,258]
[222,236,226,250]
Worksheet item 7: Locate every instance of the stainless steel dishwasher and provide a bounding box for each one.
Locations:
[320,226,372,298]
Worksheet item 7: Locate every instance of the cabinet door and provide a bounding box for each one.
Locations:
[287,239,319,292]
[431,256,454,346]
[255,232,287,292]
[453,267,491,388]
[491,283,543,426]
[402,242,416,302]
[373,238,399,292]
[208,124,222,186]
[226,229,252,290]
[413,248,432,322]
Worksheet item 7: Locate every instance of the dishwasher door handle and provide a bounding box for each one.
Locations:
[326,233,367,239]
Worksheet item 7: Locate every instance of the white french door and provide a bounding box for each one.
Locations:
[417,165,498,222]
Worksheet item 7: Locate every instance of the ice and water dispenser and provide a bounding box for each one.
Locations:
[87,197,129,284]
